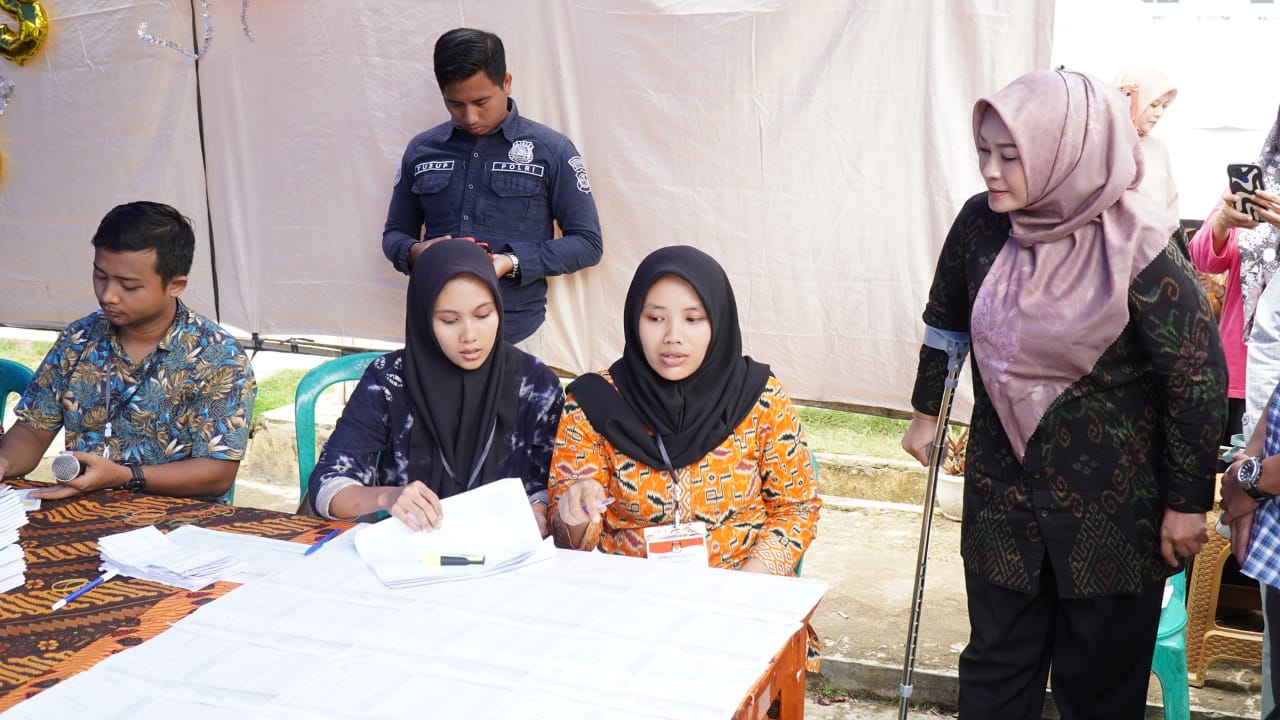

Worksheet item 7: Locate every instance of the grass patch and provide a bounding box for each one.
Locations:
[253,368,308,420]
[797,405,910,460]
[0,336,308,422]
[0,338,52,369]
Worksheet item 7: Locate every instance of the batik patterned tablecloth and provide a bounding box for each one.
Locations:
[0,481,346,710]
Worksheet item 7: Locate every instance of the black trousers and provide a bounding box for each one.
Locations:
[959,558,1165,720]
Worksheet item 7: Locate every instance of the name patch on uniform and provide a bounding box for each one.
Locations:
[414,160,455,175]
[491,162,545,178]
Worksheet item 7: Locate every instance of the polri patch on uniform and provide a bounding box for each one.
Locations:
[414,160,455,175]
[491,161,545,178]
[569,156,591,194]
[508,140,535,164]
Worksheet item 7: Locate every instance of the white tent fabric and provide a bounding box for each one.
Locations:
[0,0,1053,413]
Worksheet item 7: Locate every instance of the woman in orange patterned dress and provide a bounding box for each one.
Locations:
[548,245,820,579]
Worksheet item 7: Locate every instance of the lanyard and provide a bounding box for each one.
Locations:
[653,435,685,527]
[435,421,498,492]
[101,348,163,459]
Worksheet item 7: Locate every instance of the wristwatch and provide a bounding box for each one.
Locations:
[504,252,520,280]
[1238,456,1271,502]
[123,461,146,493]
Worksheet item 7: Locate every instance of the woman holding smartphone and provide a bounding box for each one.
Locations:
[1187,106,1280,443]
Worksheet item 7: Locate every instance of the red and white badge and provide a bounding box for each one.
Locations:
[643,521,709,567]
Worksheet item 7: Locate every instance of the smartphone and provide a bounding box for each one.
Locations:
[456,236,491,254]
[1228,163,1266,221]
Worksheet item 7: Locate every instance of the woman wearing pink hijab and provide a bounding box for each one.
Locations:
[1115,66,1180,229]
[902,69,1225,719]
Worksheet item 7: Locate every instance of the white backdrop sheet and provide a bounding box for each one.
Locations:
[0,0,1054,413]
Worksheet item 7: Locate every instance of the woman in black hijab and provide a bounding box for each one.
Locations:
[308,240,564,532]
[548,246,821,577]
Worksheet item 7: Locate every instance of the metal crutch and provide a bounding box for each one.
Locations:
[898,326,970,720]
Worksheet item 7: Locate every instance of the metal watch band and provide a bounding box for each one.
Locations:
[504,253,520,279]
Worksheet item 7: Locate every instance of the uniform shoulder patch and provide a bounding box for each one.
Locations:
[568,156,591,194]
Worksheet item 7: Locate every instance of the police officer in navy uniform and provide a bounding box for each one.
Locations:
[383,28,603,346]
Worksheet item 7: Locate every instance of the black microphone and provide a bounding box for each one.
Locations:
[50,453,87,484]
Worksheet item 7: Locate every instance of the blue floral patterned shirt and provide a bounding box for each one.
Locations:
[17,300,256,500]
[307,349,565,519]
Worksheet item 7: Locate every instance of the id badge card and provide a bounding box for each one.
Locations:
[643,521,709,567]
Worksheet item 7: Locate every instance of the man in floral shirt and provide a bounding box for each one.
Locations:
[0,202,255,503]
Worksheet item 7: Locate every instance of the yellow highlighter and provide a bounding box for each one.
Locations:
[421,553,486,566]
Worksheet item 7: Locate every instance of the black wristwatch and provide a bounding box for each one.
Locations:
[1238,456,1271,502]
[123,462,146,493]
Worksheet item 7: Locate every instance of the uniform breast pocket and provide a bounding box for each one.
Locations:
[412,172,454,218]
[413,173,451,195]
[482,172,548,233]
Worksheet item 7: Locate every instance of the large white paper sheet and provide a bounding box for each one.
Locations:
[3,529,827,719]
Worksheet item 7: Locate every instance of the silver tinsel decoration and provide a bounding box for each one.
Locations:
[138,0,214,60]
[0,77,13,116]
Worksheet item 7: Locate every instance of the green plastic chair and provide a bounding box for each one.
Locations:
[0,359,33,420]
[1151,570,1190,720]
[294,352,383,502]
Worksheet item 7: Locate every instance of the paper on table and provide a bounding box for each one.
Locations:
[0,542,26,593]
[164,525,308,584]
[98,526,246,591]
[2,524,829,720]
[0,485,28,592]
[354,477,549,588]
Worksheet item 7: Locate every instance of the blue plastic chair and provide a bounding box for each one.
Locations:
[0,359,33,420]
[294,352,383,502]
[1151,570,1190,720]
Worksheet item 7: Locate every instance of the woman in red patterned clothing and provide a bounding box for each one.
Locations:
[548,245,820,581]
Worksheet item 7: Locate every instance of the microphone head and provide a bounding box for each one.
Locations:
[51,453,83,484]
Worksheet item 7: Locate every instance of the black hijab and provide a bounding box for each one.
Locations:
[569,245,771,469]
[403,239,518,499]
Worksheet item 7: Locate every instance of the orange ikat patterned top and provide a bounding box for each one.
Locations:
[549,373,821,576]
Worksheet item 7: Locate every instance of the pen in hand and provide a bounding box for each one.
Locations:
[304,528,342,556]
[582,497,615,514]
[51,569,119,611]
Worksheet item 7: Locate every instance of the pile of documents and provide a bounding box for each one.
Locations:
[354,477,552,588]
[98,526,247,590]
[0,485,28,593]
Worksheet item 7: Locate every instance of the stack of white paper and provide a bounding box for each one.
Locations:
[0,485,29,592]
[98,526,247,591]
[354,477,552,588]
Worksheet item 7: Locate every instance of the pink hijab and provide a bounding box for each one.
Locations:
[969,69,1172,461]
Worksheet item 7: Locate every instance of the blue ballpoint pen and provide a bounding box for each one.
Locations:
[305,528,342,556]
[51,569,119,611]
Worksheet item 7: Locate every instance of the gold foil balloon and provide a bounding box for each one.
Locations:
[1,0,48,65]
